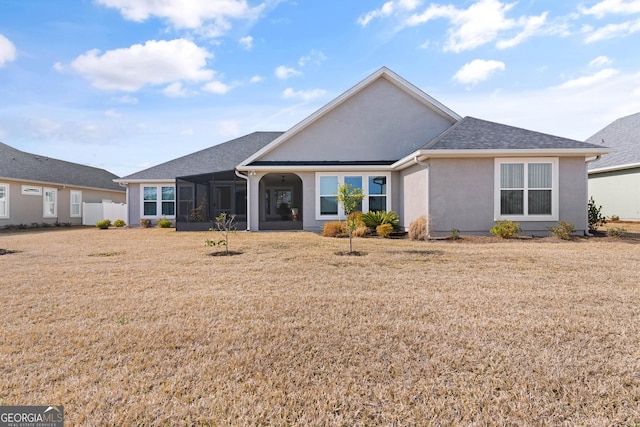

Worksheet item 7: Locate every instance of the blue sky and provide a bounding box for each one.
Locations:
[1,0,640,177]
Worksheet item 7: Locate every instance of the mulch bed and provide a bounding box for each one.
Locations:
[0,249,16,256]
[209,251,243,257]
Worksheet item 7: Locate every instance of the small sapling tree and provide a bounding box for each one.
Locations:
[336,183,365,254]
[205,212,237,255]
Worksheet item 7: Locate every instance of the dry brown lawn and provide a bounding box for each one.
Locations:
[1,226,640,426]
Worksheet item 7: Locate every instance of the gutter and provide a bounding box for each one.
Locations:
[235,170,250,231]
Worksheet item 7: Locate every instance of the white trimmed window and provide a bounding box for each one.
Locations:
[495,158,558,221]
[0,183,8,218]
[316,173,390,219]
[43,188,58,218]
[142,185,175,218]
[70,191,82,217]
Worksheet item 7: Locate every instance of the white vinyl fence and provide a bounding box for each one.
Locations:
[82,201,127,226]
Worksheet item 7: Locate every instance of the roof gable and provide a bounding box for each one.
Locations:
[240,67,461,166]
[422,117,607,151]
[586,112,640,171]
[0,141,123,191]
[119,131,283,181]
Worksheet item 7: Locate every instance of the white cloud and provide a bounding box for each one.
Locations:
[104,109,122,117]
[180,128,194,136]
[579,0,640,18]
[275,65,302,80]
[239,35,253,50]
[446,69,640,141]
[69,38,213,91]
[95,0,265,37]
[298,50,327,67]
[282,87,327,101]
[202,79,232,94]
[250,75,264,83]
[496,12,548,49]
[53,62,64,72]
[32,118,61,136]
[584,18,640,42]
[358,1,395,26]
[0,34,17,67]
[453,59,505,85]
[112,95,139,104]
[589,55,613,68]
[163,82,191,97]
[215,120,240,137]
[361,0,550,52]
[557,68,618,89]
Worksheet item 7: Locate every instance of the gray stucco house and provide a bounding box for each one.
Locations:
[0,141,125,227]
[116,67,607,235]
[587,112,640,221]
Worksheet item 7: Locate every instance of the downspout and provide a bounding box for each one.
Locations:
[414,156,430,239]
[235,170,250,231]
[584,155,602,236]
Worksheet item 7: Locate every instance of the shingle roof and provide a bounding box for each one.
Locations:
[422,116,605,151]
[120,132,284,180]
[586,112,640,171]
[0,141,123,191]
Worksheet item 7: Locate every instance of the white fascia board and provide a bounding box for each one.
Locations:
[112,178,176,184]
[239,67,461,167]
[236,164,393,172]
[588,162,640,174]
[392,148,610,170]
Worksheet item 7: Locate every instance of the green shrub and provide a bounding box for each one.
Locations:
[140,218,151,228]
[157,219,172,228]
[376,223,393,238]
[95,219,111,229]
[610,214,620,222]
[606,227,626,238]
[113,219,126,228]
[489,220,522,238]
[451,228,460,240]
[361,211,400,230]
[588,196,606,231]
[408,215,428,240]
[322,221,345,237]
[548,221,574,240]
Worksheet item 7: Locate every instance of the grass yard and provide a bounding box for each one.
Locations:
[1,226,640,425]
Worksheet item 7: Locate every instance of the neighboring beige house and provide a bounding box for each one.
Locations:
[117,67,608,235]
[0,142,125,227]
[587,112,640,221]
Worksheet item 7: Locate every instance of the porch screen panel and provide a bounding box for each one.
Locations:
[319,176,338,215]
[528,163,552,215]
[500,163,524,215]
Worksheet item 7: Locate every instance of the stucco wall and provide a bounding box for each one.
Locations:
[259,78,454,162]
[589,167,640,220]
[399,163,427,231]
[0,179,125,226]
[426,157,589,236]
[128,183,141,226]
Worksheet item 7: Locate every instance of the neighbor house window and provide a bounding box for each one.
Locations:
[43,188,57,218]
[316,173,390,219]
[142,185,176,217]
[70,191,82,217]
[495,158,558,221]
[0,183,8,218]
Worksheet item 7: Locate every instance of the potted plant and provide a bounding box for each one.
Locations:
[291,206,299,221]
